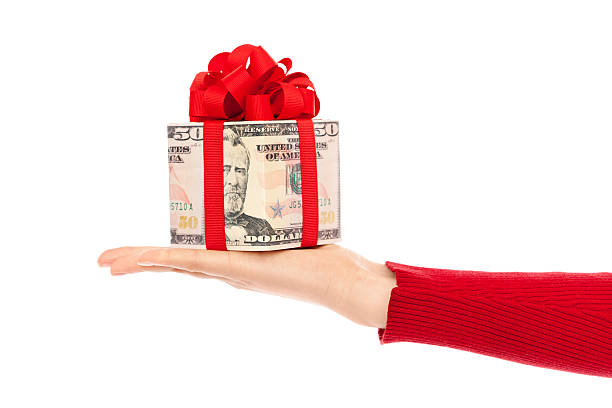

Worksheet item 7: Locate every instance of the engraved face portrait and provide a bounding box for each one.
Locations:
[223,129,250,219]
[222,128,275,243]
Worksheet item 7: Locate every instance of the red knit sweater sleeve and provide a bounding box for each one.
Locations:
[378,262,612,378]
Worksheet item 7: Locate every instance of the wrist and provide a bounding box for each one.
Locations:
[360,264,397,328]
[328,261,396,328]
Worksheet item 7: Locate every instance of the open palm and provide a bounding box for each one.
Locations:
[98,244,396,328]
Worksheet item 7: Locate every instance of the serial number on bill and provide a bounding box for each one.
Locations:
[170,202,193,211]
[288,198,333,209]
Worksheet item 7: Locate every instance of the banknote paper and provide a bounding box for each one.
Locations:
[168,120,341,250]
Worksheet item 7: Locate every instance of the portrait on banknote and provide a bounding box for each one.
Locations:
[223,128,275,244]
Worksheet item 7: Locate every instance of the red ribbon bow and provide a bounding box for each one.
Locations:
[189,44,320,121]
[192,45,320,251]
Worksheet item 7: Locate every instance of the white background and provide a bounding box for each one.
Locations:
[1,1,611,406]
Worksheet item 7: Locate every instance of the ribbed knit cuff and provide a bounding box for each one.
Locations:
[378,261,612,378]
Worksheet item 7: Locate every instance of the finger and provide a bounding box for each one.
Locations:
[108,256,202,275]
[174,270,243,287]
[110,250,169,275]
[98,246,159,266]
[114,264,244,288]
[112,255,246,289]
[108,250,228,280]
[111,264,185,276]
[110,254,203,276]
[136,248,251,278]
[175,270,214,279]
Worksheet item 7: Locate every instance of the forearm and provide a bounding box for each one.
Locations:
[379,262,612,378]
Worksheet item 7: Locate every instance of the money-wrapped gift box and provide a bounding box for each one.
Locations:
[168,45,341,251]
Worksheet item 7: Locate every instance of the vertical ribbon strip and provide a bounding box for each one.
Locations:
[297,119,319,248]
[203,121,227,251]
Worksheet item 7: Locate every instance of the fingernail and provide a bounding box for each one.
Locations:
[137,262,153,266]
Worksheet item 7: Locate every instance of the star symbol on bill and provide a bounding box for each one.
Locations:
[269,199,285,219]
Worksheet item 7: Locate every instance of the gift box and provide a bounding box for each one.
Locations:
[168,45,341,251]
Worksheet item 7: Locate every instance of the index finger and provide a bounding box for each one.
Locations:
[98,246,159,266]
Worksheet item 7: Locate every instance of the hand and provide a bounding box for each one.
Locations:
[97,245,396,328]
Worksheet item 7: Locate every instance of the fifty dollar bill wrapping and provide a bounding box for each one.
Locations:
[168,120,341,250]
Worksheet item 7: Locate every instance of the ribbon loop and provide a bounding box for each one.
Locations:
[245,94,274,120]
[189,45,319,121]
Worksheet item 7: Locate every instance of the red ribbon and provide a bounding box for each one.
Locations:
[202,121,227,251]
[192,45,320,250]
[296,119,319,248]
[189,44,320,122]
